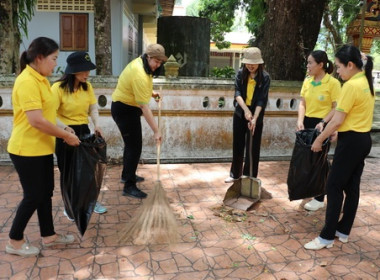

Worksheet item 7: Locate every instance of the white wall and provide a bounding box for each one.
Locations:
[22,11,96,75]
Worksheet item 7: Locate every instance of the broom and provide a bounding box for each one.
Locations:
[119,99,178,245]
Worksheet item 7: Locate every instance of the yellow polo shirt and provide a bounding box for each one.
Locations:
[52,82,97,125]
[336,72,375,132]
[300,73,341,118]
[112,57,152,107]
[245,77,256,106]
[7,65,58,156]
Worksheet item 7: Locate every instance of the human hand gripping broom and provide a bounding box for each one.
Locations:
[119,98,178,245]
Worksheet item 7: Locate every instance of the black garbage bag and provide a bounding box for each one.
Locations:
[287,129,330,201]
[61,134,107,235]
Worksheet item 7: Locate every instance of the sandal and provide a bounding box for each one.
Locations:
[43,234,75,247]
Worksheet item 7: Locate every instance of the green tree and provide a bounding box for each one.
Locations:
[94,0,112,75]
[0,0,37,74]
[321,0,361,54]
[200,0,327,80]
[186,0,200,16]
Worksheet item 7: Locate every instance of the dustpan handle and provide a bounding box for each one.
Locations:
[157,99,161,181]
[249,131,253,178]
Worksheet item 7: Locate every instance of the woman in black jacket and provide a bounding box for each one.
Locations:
[225,47,271,183]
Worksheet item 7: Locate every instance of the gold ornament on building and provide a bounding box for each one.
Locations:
[347,0,380,53]
[164,55,180,78]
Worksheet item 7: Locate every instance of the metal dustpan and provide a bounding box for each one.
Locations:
[223,132,261,211]
[223,176,261,211]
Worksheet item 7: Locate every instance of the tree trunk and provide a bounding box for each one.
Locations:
[257,0,327,81]
[93,0,112,75]
[0,0,18,74]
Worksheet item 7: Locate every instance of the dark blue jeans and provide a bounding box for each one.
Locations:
[9,153,56,240]
[111,101,142,188]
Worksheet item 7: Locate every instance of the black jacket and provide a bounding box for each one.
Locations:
[234,69,270,125]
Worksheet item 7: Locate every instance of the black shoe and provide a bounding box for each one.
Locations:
[122,185,147,199]
[136,175,145,182]
[120,175,145,183]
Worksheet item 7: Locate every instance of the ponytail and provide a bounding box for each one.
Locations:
[19,51,29,73]
[364,55,374,96]
[325,59,333,74]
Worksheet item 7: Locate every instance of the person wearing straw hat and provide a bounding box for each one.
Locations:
[225,47,271,183]
[52,51,107,220]
[111,44,167,199]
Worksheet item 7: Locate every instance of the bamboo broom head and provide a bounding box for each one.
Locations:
[118,180,178,245]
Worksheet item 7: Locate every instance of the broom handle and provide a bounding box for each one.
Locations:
[157,99,161,181]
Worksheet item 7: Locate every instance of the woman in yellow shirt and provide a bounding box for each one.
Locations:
[6,37,80,257]
[111,44,166,198]
[297,50,341,211]
[305,45,375,250]
[52,51,107,221]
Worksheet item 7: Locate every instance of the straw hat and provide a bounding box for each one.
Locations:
[241,47,264,64]
[145,44,168,62]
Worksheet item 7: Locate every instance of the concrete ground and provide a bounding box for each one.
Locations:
[0,149,379,279]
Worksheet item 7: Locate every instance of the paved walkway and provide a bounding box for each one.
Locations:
[0,153,379,279]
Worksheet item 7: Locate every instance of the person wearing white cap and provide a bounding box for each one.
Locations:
[111,44,168,198]
[225,47,271,183]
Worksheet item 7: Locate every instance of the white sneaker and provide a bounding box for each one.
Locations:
[304,199,324,211]
[63,209,74,222]
[224,177,238,183]
[304,237,333,250]
[335,231,348,243]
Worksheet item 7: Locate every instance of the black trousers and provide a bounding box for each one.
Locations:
[320,131,371,240]
[9,153,56,240]
[111,101,142,188]
[304,116,325,202]
[230,112,263,179]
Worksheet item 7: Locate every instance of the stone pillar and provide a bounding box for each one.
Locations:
[157,16,210,77]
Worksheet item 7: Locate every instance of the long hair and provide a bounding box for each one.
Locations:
[55,74,89,93]
[141,53,164,78]
[309,50,333,74]
[19,37,59,74]
[242,64,264,86]
[335,45,374,96]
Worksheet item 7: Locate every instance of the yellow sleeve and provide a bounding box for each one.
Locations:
[18,79,43,111]
[51,82,63,109]
[88,83,97,105]
[132,77,152,105]
[336,83,355,113]
[330,79,341,103]
[300,78,310,98]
